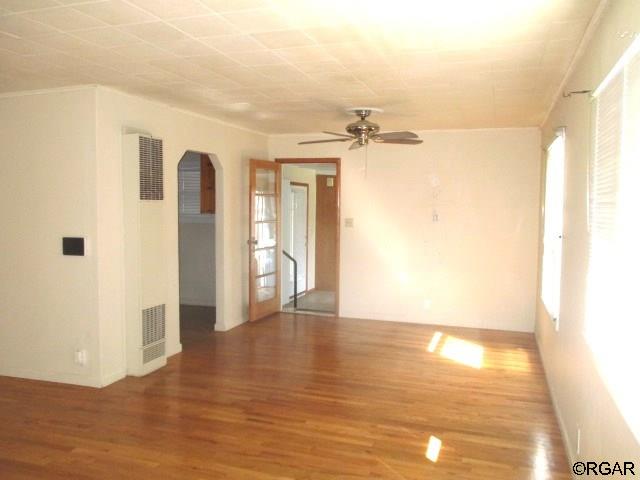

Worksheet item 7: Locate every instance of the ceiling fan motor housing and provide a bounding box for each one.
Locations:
[346,119,380,144]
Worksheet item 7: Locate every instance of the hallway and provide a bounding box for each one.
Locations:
[283,290,335,314]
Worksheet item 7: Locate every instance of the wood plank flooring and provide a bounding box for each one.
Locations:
[0,313,570,479]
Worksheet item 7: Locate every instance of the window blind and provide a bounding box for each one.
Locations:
[586,37,640,441]
[590,71,622,240]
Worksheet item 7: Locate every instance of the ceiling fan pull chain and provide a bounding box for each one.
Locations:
[365,144,368,179]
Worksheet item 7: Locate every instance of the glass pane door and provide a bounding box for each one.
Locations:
[249,160,281,321]
[254,168,276,302]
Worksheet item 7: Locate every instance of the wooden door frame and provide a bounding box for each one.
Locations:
[275,158,340,316]
[249,159,282,322]
[289,181,309,296]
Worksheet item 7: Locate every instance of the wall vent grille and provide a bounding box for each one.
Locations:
[142,304,165,347]
[139,136,163,200]
[143,342,165,364]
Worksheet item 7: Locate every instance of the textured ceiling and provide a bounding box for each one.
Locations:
[0,0,600,133]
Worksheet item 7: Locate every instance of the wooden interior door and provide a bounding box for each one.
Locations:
[249,159,281,321]
[315,174,337,291]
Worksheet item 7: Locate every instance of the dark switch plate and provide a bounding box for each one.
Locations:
[63,237,85,256]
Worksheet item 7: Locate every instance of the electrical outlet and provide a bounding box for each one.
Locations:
[344,218,354,228]
[74,349,87,366]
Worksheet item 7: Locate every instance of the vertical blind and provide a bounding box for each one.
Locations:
[541,131,565,322]
[178,156,201,216]
[586,37,640,440]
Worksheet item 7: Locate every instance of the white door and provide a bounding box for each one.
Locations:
[291,184,308,294]
[281,179,293,305]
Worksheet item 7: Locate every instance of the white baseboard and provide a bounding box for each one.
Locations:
[100,369,126,387]
[0,366,102,388]
[337,310,534,333]
[167,342,182,357]
[215,316,246,332]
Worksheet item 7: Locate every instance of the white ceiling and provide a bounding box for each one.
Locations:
[0,0,600,133]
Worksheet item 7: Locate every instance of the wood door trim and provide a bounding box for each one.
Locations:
[275,158,340,316]
[200,154,215,214]
[249,159,281,322]
[289,181,309,295]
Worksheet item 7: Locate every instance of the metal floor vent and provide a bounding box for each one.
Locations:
[142,304,165,364]
[143,342,165,364]
[139,136,164,200]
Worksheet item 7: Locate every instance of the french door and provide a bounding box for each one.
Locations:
[248,160,281,321]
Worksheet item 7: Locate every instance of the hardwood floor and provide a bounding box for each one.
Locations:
[179,304,216,347]
[0,313,570,479]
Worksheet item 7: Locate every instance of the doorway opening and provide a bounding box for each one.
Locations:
[277,158,340,316]
[178,151,217,348]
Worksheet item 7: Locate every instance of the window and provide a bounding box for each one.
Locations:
[586,36,640,440]
[179,154,215,218]
[541,129,566,325]
[178,156,201,216]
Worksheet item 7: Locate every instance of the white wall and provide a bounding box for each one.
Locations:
[0,85,268,387]
[0,87,102,386]
[270,128,541,332]
[179,222,216,306]
[96,86,268,384]
[537,0,640,465]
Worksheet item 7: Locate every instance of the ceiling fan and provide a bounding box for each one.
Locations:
[298,108,423,150]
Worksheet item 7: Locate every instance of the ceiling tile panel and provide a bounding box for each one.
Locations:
[0,14,59,37]
[72,0,156,25]
[72,26,141,47]
[119,21,187,43]
[221,8,290,33]
[251,29,314,49]
[24,6,106,31]
[0,0,602,133]
[201,33,266,54]
[200,0,269,13]
[168,15,238,37]
[0,0,59,12]
[126,0,210,19]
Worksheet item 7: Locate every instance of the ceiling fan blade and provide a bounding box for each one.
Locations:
[374,131,419,141]
[298,138,352,145]
[322,130,353,138]
[349,140,364,150]
[378,138,424,145]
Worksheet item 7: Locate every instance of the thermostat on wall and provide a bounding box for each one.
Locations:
[62,237,85,256]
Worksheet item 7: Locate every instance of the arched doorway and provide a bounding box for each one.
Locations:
[177,151,218,348]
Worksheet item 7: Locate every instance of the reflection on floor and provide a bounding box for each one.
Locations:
[284,289,335,314]
[180,304,215,348]
[0,314,571,479]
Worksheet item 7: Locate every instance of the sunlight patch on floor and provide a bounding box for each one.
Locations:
[427,332,484,369]
[427,331,443,353]
[425,435,442,462]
